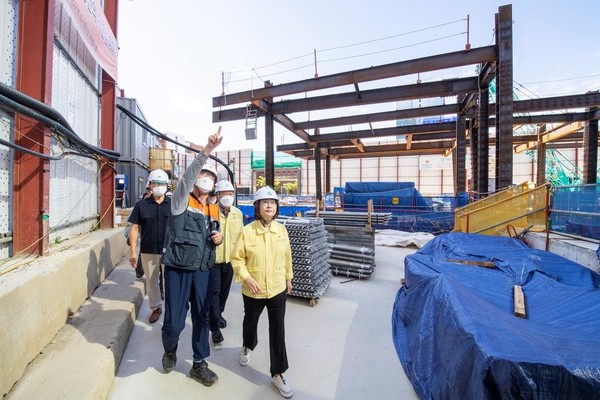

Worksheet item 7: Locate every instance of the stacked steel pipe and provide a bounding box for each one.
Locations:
[305,210,392,226]
[304,210,381,278]
[325,225,376,278]
[279,217,332,300]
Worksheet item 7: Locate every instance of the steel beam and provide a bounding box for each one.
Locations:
[251,99,314,145]
[212,107,265,123]
[512,92,600,113]
[295,104,460,130]
[213,46,497,107]
[13,0,55,255]
[307,122,455,143]
[271,77,478,114]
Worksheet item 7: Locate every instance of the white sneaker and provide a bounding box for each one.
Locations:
[271,374,293,398]
[239,347,251,366]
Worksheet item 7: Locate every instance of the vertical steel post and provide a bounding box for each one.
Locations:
[455,114,467,194]
[478,87,489,196]
[583,106,599,184]
[495,5,514,190]
[14,0,55,255]
[325,153,331,194]
[100,0,119,229]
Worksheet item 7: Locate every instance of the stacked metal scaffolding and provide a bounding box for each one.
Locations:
[305,210,380,278]
[325,225,376,278]
[280,217,332,302]
[305,210,392,226]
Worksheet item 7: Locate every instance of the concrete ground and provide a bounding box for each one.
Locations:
[109,245,420,400]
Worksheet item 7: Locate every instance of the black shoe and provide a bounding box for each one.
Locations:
[190,361,218,386]
[162,351,176,373]
[219,316,227,329]
[212,330,224,345]
[135,259,144,279]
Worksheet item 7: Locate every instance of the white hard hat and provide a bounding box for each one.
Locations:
[147,169,169,184]
[200,164,218,181]
[215,180,235,193]
[253,186,278,203]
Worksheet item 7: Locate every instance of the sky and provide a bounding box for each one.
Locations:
[116,0,600,152]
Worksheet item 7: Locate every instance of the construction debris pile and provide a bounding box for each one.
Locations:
[280,217,332,301]
[305,210,380,279]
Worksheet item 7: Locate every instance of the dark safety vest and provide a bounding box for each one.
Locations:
[162,196,219,271]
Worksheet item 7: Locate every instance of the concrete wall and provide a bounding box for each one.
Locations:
[0,228,128,397]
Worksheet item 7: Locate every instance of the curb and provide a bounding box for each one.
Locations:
[7,264,144,400]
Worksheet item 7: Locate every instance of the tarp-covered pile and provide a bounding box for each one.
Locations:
[281,217,331,300]
[393,232,600,399]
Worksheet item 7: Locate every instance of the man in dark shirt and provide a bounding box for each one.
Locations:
[128,169,171,324]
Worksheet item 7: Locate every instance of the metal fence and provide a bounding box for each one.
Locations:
[550,184,600,240]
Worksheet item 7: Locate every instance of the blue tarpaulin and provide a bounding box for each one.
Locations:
[344,188,432,210]
[392,232,600,399]
[344,181,414,193]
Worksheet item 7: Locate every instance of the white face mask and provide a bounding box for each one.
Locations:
[152,186,167,197]
[219,195,234,208]
[195,177,214,194]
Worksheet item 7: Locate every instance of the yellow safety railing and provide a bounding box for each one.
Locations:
[454,182,549,236]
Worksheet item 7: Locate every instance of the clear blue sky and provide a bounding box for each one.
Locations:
[117,0,600,151]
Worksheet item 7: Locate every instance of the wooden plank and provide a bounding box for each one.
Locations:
[445,259,496,268]
[513,285,526,318]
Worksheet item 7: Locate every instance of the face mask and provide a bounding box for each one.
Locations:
[152,186,167,197]
[219,195,234,208]
[195,177,214,194]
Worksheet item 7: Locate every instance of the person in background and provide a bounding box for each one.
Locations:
[160,128,223,387]
[127,169,171,324]
[231,186,294,398]
[143,181,152,200]
[207,189,217,205]
[208,180,244,345]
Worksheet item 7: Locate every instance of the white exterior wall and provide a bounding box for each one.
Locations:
[0,0,16,260]
[49,47,100,243]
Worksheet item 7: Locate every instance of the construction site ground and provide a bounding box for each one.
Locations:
[6,230,598,400]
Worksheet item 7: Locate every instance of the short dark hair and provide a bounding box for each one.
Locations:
[253,199,279,223]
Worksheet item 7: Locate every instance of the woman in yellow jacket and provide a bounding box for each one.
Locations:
[231,186,294,398]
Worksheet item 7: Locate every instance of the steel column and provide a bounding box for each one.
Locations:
[314,148,322,203]
[13,0,55,255]
[264,110,275,187]
[100,0,119,229]
[582,106,599,184]
[324,154,331,194]
[495,5,514,190]
[454,114,467,194]
[536,125,547,186]
[470,124,479,194]
[478,87,490,196]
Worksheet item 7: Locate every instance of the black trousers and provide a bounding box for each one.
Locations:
[208,262,233,331]
[162,266,211,363]
[242,290,289,375]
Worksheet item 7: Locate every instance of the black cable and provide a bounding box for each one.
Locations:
[0,137,98,161]
[0,82,120,158]
[116,104,235,183]
[0,93,120,160]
